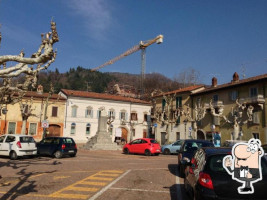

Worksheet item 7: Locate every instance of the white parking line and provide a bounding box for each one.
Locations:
[88,170,131,200]
[110,187,170,193]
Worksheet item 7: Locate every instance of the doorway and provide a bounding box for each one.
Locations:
[121,127,128,143]
[197,130,205,139]
[48,124,61,137]
[161,132,166,145]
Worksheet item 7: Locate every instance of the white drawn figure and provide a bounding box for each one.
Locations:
[223,139,263,194]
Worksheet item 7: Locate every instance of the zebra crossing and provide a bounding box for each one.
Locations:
[48,170,124,199]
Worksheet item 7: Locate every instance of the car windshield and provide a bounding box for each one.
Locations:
[20,136,35,143]
[208,154,267,175]
[63,138,74,144]
[150,139,158,144]
[184,141,213,152]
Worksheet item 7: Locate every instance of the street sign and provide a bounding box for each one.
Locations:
[42,120,49,128]
[188,127,192,131]
[154,123,157,127]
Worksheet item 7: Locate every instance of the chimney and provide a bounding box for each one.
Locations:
[212,77,217,87]
[232,72,239,83]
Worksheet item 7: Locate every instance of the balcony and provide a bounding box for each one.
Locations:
[240,95,265,104]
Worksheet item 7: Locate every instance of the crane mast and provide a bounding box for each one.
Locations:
[91,35,163,95]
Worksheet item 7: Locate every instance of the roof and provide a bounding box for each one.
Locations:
[192,73,267,95]
[60,89,150,105]
[24,91,66,100]
[153,85,204,97]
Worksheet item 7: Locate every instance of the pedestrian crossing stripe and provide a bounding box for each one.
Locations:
[49,170,124,199]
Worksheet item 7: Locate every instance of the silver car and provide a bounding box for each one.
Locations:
[0,134,37,159]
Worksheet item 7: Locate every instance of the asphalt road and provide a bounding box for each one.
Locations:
[0,150,189,200]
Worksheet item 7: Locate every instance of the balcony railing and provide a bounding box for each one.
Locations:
[240,95,265,104]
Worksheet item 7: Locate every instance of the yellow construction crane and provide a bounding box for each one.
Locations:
[91,34,164,95]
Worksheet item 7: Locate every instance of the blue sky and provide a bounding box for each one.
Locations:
[1,0,267,85]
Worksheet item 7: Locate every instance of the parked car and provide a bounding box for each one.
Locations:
[184,147,267,200]
[123,138,161,156]
[262,144,267,155]
[161,140,184,155]
[178,139,214,177]
[0,134,37,160]
[222,140,247,147]
[37,137,77,158]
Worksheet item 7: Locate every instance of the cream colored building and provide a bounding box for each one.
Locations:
[59,89,151,145]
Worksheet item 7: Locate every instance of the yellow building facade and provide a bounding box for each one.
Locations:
[191,73,267,144]
[0,91,66,141]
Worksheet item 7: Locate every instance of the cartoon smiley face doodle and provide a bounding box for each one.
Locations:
[223,139,263,194]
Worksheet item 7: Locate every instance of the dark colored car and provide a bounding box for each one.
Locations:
[37,137,77,158]
[262,144,267,155]
[123,138,161,156]
[184,147,267,200]
[178,139,214,177]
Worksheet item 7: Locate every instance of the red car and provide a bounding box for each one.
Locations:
[123,138,161,156]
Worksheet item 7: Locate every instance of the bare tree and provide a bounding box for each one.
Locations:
[0,21,59,110]
[173,67,201,88]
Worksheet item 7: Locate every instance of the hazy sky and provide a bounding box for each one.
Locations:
[1,0,267,85]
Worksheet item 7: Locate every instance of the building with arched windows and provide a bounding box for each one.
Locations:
[59,89,151,146]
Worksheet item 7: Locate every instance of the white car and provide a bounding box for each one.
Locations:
[0,134,37,160]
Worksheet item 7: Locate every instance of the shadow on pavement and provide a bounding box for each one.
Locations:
[0,157,61,200]
[168,164,190,200]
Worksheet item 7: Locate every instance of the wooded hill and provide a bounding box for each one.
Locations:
[36,66,192,99]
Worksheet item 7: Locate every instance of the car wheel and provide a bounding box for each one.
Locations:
[124,148,129,154]
[10,151,18,160]
[144,149,151,156]
[54,151,63,159]
[163,149,171,155]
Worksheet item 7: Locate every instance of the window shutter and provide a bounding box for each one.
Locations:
[253,112,260,124]
[126,113,128,121]
[91,110,94,118]
[119,112,121,120]
[85,109,87,117]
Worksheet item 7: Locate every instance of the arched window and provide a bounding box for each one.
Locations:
[86,123,91,135]
[70,123,76,135]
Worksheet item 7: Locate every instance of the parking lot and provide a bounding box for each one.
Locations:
[0,150,188,200]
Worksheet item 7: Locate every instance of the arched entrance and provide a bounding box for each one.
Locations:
[197,130,205,140]
[121,127,128,143]
[48,124,61,137]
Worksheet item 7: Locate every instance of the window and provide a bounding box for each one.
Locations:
[132,129,136,137]
[131,113,138,121]
[70,123,76,135]
[86,123,91,135]
[213,94,219,102]
[252,133,259,139]
[230,91,238,101]
[97,110,101,119]
[52,106,58,117]
[108,110,115,118]
[71,106,77,117]
[7,122,16,134]
[85,107,93,118]
[162,99,166,112]
[120,111,127,120]
[6,136,16,143]
[250,87,258,97]
[144,113,148,122]
[29,123,37,135]
[0,136,5,143]
[176,97,182,108]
